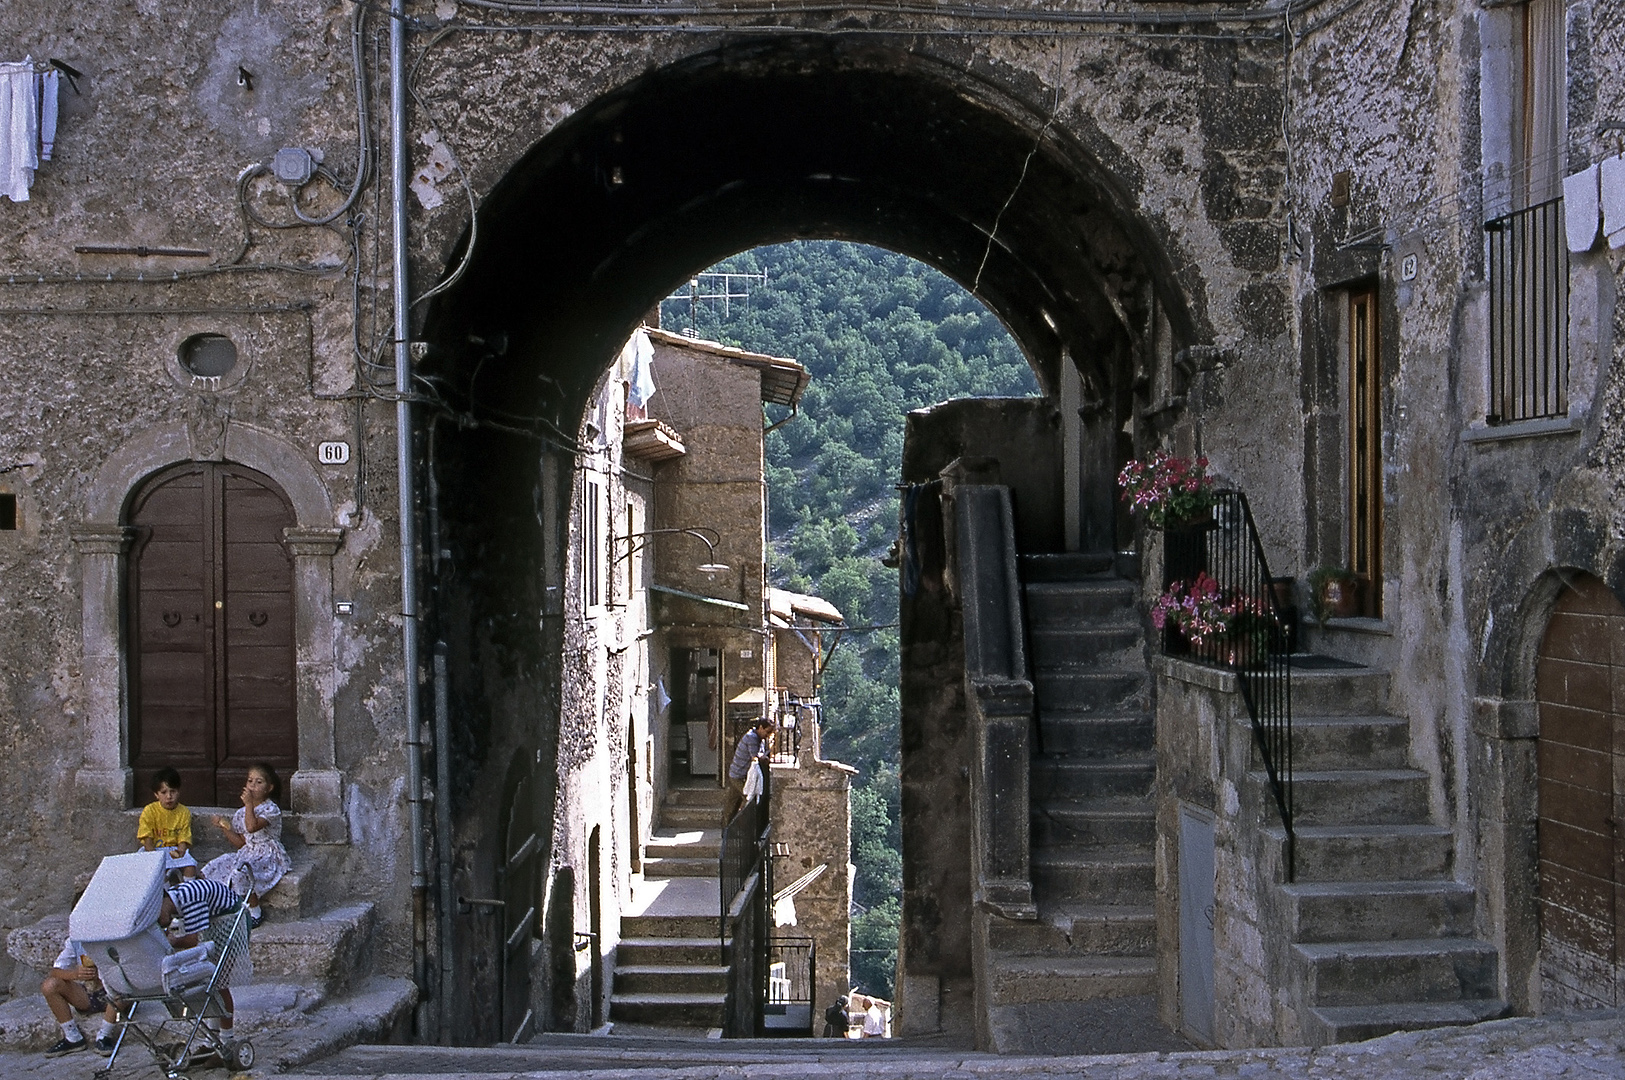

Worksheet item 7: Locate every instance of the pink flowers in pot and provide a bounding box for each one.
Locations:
[1152,572,1272,650]
[1117,450,1216,528]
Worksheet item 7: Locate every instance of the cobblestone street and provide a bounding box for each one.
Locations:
[0,1012,1591,1080]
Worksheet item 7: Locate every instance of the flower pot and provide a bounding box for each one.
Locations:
[1319,579,1358,620]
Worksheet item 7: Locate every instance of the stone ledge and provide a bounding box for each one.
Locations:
[1155,656,1238,694]
[1462,415,1583,444]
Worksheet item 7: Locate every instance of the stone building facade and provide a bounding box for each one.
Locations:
[0,0,1619,1055]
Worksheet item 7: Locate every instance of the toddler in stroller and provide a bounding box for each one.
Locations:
[69,850,255,1078]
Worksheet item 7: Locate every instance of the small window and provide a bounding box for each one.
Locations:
[0,493,15,530]
[178,333,238,378]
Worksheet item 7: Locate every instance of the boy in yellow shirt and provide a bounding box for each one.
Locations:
[137,767,199,880]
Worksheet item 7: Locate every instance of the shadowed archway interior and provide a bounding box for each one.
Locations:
[417,35,1196,1041]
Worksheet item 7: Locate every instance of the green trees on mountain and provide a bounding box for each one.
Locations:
[660,240,1036,999]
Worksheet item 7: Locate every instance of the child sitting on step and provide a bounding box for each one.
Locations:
[202,763,292,929]
[136,767,199,881]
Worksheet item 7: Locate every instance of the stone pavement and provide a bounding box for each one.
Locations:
[271,1012,1625,1080]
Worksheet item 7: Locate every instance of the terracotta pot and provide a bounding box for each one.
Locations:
[1320,579,1359,620]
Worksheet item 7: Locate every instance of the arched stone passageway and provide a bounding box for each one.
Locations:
[418,36,1198,1040]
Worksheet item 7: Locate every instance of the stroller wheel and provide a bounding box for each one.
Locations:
[230,1040,255,1069]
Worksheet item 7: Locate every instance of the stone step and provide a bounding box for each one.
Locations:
[985,903,1155,957]
[1265,824,1455,883]
[621,913,718,940]
[658,805,723,830]
[1307,998,1510,1044]
[1017,552,1117,582]
[1292,937,1500,1007]
[1035,713,1155,758]
[1023,581,1138,624]
[616,936,724,965]
[641,856,719,879]
[644,828,722,861]
[1031,849,1154,903]
[663,786,725,808]
[1032,671,1148,713]
[251,903,376,997]
[988,954,1156,1004]
[262,861,317,918]
[1276,768,1431,826]
[607,992,727,1027]
[1032,797,1156,848]
[1267,714,1412,771]
[1028,626,1143,670]
[1031,758,1154,800]
[611,963,729,995]
[1279,879,1478,943]
[1289,667,1392,716]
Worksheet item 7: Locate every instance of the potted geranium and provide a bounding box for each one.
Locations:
[1153,572,1275,668]
[1117,450,1217,528]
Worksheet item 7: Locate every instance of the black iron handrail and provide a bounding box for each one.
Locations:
[1163,491,1295,881]
[719,767,771,947]
[719,767,772,1036]
[1486,197,1569,423]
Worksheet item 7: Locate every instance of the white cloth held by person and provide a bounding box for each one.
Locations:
[742,759,763,803]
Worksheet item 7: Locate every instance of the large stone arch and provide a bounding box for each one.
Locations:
[70,421,348,846]
[415,34,1203,1037]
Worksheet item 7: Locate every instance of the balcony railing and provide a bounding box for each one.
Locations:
[1163,491,1295,881]
[1486,197,1569,423]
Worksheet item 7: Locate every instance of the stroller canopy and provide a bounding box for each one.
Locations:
[70,850,168,942]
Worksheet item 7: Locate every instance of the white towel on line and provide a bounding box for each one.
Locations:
[37,68,58,161]
[1601,155,1625,250]
[1563,164,1600,252]
[0,58,40,202]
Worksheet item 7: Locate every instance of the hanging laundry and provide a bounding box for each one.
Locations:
[1601,155,1625,250]
[621,327,657,420]
[1562,163,1600,252]
[0,58,41,202]
[37,67,58,161]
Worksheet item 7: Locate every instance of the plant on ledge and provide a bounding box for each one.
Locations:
[1152,572,1276,667]
[1117,450,1217,528]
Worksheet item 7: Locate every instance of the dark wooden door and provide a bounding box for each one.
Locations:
[129,462,297,806]
[1537,574,1625,1008]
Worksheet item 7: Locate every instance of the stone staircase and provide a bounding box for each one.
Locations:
[1258,666,1507,1043]
[983,557,1158,1044]
[610,785,728,1029]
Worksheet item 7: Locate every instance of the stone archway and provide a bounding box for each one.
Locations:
[71,421,346,845]
[417,36,1196,1039]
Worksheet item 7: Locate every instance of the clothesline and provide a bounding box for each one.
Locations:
[0,56,61,202]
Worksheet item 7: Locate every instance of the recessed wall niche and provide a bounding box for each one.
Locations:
[179,333,238,377]
[165,327,253,392]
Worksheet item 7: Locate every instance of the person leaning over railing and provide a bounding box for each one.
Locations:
[723,719,775,825]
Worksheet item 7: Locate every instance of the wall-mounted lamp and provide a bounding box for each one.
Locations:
[616,527,728,574]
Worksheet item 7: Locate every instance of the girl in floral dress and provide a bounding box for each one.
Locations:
[203,763,293,927]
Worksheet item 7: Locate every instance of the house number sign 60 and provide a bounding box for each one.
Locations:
[318,441,351,465]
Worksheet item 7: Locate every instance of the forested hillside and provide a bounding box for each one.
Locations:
[659,241,1037,997]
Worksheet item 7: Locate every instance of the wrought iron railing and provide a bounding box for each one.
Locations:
[763,935,816,1036]
[1163,491,1295,880]
[719,768,771,1036]
[1486,197,1569,423]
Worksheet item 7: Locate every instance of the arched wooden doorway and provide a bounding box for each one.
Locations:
[126,461,298,807]
[1537,572,1625,1008]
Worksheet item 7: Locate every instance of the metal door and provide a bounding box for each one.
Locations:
[1178,804,1216,1044]
[128,462,297,805]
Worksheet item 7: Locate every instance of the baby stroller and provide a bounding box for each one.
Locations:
[70,851,255,1078]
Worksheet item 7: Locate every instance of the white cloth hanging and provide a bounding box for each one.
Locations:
[622,328,657,415]
[742,758,763,803]
[0,58,41,202]
[37,68,58,161]
[1600,155,1625,250]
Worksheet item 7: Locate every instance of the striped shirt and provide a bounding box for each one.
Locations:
[167,879,240,936]
[728,729,767,780]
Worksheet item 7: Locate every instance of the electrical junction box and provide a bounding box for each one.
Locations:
[272,147,317,185]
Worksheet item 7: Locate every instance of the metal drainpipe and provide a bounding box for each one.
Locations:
[391,0,431,1025]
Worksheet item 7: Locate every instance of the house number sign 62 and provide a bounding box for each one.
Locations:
[318,441,351,465]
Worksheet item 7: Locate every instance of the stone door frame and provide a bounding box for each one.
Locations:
[71,421,348,844]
